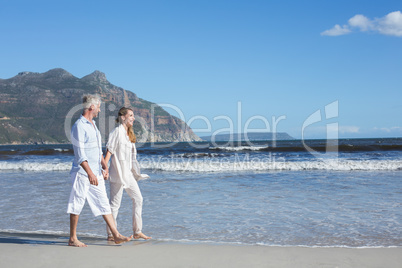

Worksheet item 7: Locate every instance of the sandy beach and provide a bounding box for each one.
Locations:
[0,233,401,268]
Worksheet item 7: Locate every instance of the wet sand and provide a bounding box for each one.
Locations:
[0,233,400,268]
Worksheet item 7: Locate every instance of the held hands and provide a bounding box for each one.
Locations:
[102,168,109,180]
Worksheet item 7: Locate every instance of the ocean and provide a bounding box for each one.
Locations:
[0,138,401,247]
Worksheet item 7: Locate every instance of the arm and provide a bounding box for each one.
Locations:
[80,161,98,186]
[71,123,88,169]
[71,123,98,185]
[101,152,110,180]
[104,128,117,180]
[104,149,112,164]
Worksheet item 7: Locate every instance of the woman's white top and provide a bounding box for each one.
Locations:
[107,124,149,187]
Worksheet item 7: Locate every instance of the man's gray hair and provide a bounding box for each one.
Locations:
[82,94,101,109]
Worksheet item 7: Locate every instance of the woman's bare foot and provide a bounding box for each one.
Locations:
[69,238,87,247]
[134,232,152,240]
[113,234,133,244]
[107,236,114,241]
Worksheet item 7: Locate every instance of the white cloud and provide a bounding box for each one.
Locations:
[348,14,372,31]
[321,11,402,37]
[339,126,360,134]
[302,125,360,137]
[373,126,402,133]
[321,24,351,36]
[376,11,402,36]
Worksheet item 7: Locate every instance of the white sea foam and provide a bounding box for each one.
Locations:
[0,229,395,248]
[0,161,71,171]
[175,152,224,158]
[1,159,401,172]
[0,229,68,237]
[140,159,402,172]
[54,148,69,152]
[209,146,269,151]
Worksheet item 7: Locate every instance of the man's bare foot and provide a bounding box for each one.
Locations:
[107,236,114,241]
[134,232,152,240]
[113,234,133,244]
[69,238,87,247]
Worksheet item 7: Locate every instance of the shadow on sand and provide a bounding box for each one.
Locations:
[0,232,152,247]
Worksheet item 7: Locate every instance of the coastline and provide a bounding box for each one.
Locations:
[0,232,401,268]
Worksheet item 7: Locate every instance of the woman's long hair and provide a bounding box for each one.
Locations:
[116,107,136,143]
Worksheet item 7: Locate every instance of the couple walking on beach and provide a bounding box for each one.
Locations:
[67,94,151,247]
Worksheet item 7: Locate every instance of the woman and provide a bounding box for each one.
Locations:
[105,107,151,240]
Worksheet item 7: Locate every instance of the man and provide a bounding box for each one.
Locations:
[67,94,132,247]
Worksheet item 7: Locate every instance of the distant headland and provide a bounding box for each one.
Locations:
[201,132,294,142]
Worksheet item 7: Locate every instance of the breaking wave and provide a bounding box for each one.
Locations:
[141,159,402,172]
[1,158,401,172]
[209,146,269,151]
[0,161,71,171]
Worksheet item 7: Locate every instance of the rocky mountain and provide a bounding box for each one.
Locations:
[0,68,202,144]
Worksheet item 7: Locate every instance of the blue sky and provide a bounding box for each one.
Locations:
[1,0,401,139]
